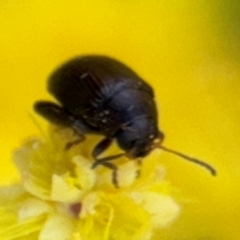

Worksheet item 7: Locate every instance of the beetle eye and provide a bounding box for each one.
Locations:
[129,140,137,148]
[124,139,137,150]
[115,130,138,151]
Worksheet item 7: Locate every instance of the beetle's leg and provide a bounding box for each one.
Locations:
[92,138,125,188]
[65,136,85,150]
[34,101,75,127]
[34,101,94,133]
[135,159,142,178]
[34,101,93,149]
[91,153,125,169]
[101,162,119,188]
[92,137,113,159]
[91,153,125,188]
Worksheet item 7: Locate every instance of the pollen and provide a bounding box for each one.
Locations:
[0,127,180,240]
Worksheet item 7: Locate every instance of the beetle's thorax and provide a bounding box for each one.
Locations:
[126,133,164,159]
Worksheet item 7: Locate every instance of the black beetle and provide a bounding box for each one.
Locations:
[34,55,216,187]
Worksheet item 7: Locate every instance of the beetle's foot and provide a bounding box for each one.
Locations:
[102,162,119,188]
[92,161,119,188]
[65,135,85,150]
[135,158,142,178]
[91,153,125,170]
[135,169,141,178]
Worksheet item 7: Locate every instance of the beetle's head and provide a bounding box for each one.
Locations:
[115,118,216,177]
[116,118,164,159]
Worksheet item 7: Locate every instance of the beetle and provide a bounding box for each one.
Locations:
[34,55,216,187]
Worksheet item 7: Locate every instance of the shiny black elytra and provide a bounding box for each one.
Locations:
[34,55,216,187]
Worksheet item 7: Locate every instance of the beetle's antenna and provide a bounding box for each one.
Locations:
[159,145,217,176]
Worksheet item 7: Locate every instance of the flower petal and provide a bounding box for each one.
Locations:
[13,137,76,200]
[51,174,82,202]
[131,192,180,228]
[80,192,100,219]
[73,156,96,191]
[18,198,52,221]
[0,185,46,240]
[39,213,75,240]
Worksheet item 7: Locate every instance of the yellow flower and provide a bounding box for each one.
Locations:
[0,127,180,240]
[1,1,240,239]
